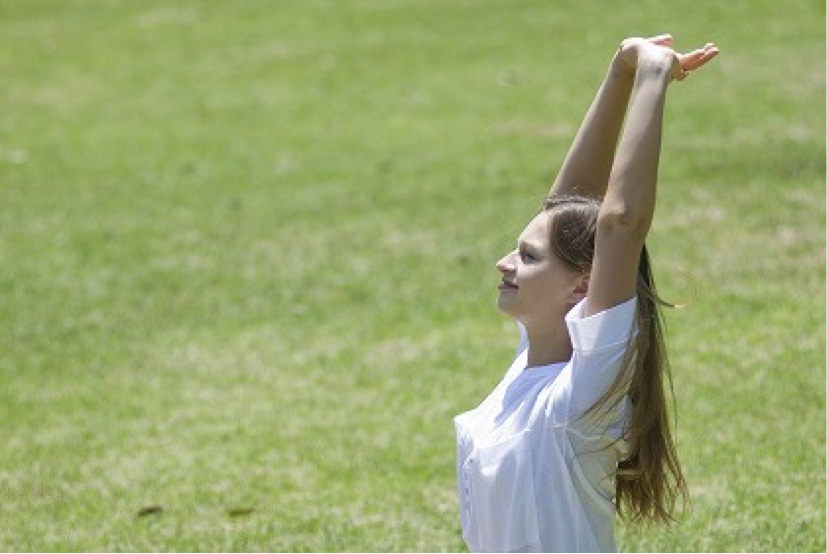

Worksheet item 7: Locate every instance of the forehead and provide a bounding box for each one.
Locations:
[518,212,550,244]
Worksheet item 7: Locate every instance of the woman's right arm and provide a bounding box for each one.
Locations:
[549,36,676,200]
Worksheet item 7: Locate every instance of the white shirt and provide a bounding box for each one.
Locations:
[454,296,638,553]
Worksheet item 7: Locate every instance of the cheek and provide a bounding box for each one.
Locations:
[521,267,566,301]
[520,265,548,288]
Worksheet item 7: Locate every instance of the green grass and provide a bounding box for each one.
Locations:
[1,0,824,551]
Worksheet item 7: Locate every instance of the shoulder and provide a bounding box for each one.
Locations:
[565,296,638,352]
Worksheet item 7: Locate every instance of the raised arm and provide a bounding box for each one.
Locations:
[549,35,676,200]
[583,40,719,317]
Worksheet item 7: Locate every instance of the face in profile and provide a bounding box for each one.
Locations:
[495,212,588,326]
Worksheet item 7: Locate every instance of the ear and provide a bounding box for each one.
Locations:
[567,273,590,305]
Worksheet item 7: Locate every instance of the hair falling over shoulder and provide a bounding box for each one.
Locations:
[545,194,690,526]
[606,246,690,526]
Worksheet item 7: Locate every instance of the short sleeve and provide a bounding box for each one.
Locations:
[565,296,637,352]
[546,296,638,432]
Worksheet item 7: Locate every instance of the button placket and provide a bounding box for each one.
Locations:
[463,457,474,519]
[456,426,476,536]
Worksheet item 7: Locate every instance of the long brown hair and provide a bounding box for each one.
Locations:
[543,193,690,526]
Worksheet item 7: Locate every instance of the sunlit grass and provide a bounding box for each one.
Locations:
[0,0,824,551]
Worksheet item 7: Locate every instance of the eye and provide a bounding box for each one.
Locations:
[519,249,536,262]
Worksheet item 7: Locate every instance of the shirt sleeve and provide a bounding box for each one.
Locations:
[565,295,637,352]
[546,296,638,432]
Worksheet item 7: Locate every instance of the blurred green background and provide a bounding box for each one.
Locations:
[1,0,824,551]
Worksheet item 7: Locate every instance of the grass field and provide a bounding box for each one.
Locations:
[1,0,824,551]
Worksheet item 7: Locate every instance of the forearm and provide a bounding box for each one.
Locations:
[549,58,634,200]
[600,58,671,234]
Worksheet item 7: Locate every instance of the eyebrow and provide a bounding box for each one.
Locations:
[517,240,542,251]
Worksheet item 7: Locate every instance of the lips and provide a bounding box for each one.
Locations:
[498,279,518,290]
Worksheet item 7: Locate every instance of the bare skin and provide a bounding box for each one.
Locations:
[497,35,719,368]
[550,35,719,201]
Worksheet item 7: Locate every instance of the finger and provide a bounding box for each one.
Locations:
[678,47,709,69]
[694,43,717,59]
[695,48,720,68]
[647,33,673,46]
[683,47,720,71]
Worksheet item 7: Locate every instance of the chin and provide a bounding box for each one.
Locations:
[497,295,520,317]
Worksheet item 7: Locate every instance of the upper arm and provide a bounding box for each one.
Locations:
[583,215,646,317]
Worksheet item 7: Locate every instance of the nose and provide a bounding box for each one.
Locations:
[496,250,516,274]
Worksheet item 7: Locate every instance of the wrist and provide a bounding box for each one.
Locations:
[635,53,674,82]
[609,50,635,78]
[638,45,687,82]
[608,56,636,83]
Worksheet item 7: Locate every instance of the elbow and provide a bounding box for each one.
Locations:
[597,204,650,238]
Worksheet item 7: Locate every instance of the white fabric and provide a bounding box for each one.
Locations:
[454,296,638,553]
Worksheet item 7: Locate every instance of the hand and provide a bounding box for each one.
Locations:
[614,34,720,82]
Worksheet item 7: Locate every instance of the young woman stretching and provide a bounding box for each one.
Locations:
[454,35,719,552]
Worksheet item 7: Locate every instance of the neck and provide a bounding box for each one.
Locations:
[524,317,573,369]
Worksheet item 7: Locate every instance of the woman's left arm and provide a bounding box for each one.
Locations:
[583,42,718,317]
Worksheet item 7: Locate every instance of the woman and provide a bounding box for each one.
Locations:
[454,35,719,552]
